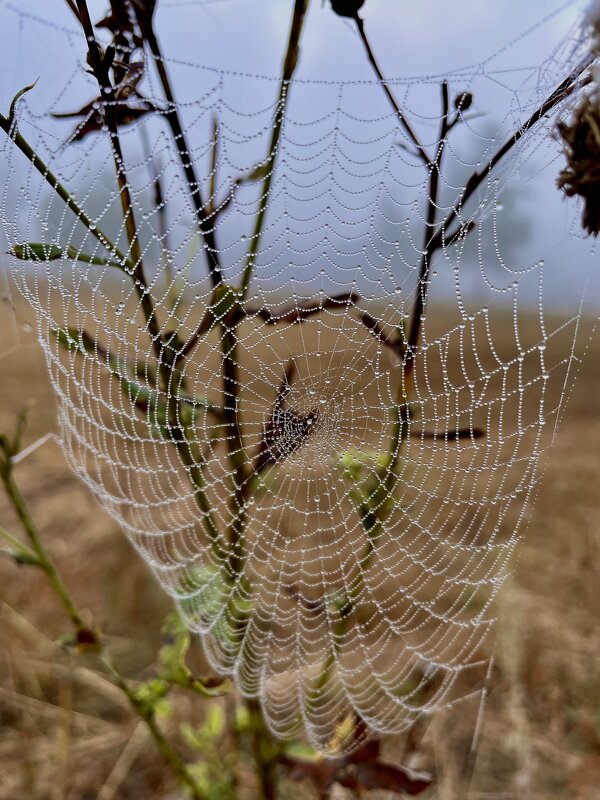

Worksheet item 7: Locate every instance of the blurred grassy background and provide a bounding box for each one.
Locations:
[0,286,599,800]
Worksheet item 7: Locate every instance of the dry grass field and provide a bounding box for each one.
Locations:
[0,283,599,800]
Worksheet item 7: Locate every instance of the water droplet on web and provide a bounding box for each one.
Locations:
[116,302,125,315]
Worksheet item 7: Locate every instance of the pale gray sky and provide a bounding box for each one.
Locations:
[0,0,597,311]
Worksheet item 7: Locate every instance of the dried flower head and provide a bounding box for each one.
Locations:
[557,93,600,236]
[584,0,600,45]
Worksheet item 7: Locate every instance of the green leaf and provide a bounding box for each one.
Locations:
[8,79,38,125]
[158,613,231,697]
[134,678,170,717]
[283,739,322,762]
[178,568,253,661]
[53,327,218,439]
[13,242,124,269]
[12,243,64,261]
[10,549,44,567]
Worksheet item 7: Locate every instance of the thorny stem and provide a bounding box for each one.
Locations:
[135,11,223,288]
[353,13,430,166]
[74,0,162,351]
[0,421,210,800]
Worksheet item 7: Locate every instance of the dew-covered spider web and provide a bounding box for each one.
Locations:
[1,0,598,756]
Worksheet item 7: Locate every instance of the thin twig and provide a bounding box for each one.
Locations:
[135,10,223,288]
[74,0,162,348]
[140,125,174,292]
[404,81,450,393]
[240,0,310,297]
[225,0,311,582]
[431,54,594,254]
[0,462,87,631]
[353,13,430,166]
[0,420,210,800]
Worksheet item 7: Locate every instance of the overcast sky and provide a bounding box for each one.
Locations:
[0,0,597,311]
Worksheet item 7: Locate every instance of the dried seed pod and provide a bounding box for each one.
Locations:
[557,95,600,236]
[454,91,473,111]
[330,0,365,18]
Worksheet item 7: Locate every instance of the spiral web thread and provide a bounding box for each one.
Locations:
[1,0,597,755]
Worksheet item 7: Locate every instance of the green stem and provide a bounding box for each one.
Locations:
[240,0,310,298]
[0,425,209,800]
[175,437,229,564]
[100,652,209,800]
[0,459,87,630]
[247,698,279,800]
[223,328,248,577]
[222,0,310,584]
[0,114,130,269]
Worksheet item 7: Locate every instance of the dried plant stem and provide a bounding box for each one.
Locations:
[72,0,232,559]
[0,424,210,800]
[403,81,450,398]
[225,0,310,581]
[353,13,430,166]
[136,13,223,288]
[247,698,280,800]
[432,54,594,253]
[404,55,593,391]
[74,0,161,348]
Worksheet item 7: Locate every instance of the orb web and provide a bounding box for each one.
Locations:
[1,0,598,755]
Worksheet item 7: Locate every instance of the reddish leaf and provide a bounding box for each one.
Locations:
[53,98,153,142]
